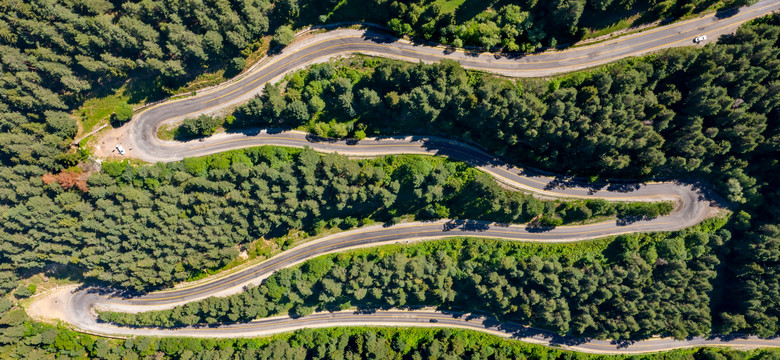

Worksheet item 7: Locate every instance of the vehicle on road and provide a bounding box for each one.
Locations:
[429,319,439,323]
[694,35,708,43]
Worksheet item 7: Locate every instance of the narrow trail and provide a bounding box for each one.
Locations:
[40,1,780,353]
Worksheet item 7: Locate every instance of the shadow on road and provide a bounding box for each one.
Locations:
[715,7,740,19]
[442,219,491,232]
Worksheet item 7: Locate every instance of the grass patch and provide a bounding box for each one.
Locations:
[434,0,467,14]
[157,124,178,141]
[74,89,130,135]
[578,2,655,40]
[167,70,227,96]
[335,236,616,264]
[582,13,644,40]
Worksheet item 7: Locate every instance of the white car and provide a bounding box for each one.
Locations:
[693,35,707,43]
[116,145,126,155]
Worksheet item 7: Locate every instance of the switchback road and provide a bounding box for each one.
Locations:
[51,0,780,353]
[41,291,780,354]
[117,0,780,163]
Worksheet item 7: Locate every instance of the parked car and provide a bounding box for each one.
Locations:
[116,145,126,155]
[693,35,708,43]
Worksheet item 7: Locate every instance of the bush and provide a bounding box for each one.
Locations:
[179,115,222,138]
[342,217,359,229]
[617,201,674,220]
[273,26,295,47]
[537,215,563,228]
[228,57,246,77]
[113,102,134,124]
[354,129,366,140]
[14,284,35,298]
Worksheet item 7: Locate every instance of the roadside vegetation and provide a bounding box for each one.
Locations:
[295,0,749,51]
[4,146,670,293]
[102,218,725,341]
[213,17,780,336]
[0,0,776,352]
[226,18,778,205]
[2,311,778,360]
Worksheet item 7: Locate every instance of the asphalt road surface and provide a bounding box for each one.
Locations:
[124,0,780,164]
[61,1,780,353]
[62,302,780,354]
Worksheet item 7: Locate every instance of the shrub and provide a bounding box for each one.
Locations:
[113,102,134,123]
[179,115,222,138]
[273,26,295,47]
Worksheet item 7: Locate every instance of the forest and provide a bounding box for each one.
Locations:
[215,17,780,336]
[4,146,668,293]
[226,17,779,205]
[291,0,746,51]
[3,305,779,360]
[102,219,726,341]
[0,0,776,354]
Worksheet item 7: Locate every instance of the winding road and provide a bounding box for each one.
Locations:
[41,0,780,354]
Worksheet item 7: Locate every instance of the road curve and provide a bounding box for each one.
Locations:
[61,1,780,353]
[121,0,780,164]
[58,298,780,354]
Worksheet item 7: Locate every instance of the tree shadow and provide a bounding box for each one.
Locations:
[524,224,556,233]
[440,310,595,346]
[544,175,611,193]
[361,31,398,45]
[715,6,740,19]
[615,208,670,225]
[442,219,491,232]
[452,0,493,24]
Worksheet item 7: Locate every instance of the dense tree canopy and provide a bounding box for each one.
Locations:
[178,114,222,138]
[0,0,275,294]
[4,146,654,292]
[0,0,776,345]
[103,220,726,341]
[230,18,780,206]
[300,0,728,52]
[219,15,780,336]
[4,307,779,360]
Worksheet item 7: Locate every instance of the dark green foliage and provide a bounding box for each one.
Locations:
[104,222,725,340]
[229,57,247,76]
[3,316,778,360]
[0,0,273,120]
[535,215,564,228]
[179,115,223,138]
[226,17,780,336]
[0,0,273,296]
[0,0,776,342]
[1,146,626,292]
[618,202,676,220]
[330,0,723,52]
[232,22,778,204]
[721,224,780,337]
[44,111,78,139]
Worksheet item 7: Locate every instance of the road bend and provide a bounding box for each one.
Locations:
[57,0,780,353]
